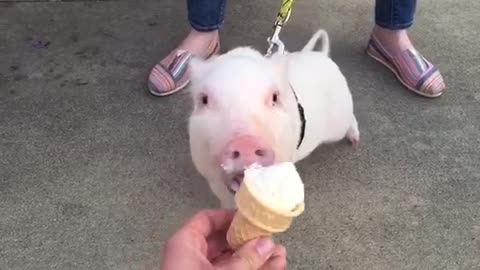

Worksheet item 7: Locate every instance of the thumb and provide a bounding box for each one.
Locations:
[216,237,275,270]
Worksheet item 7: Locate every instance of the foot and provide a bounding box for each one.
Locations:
[367,25,446,98]
[371,26,414,55]
[148,29,220,96]
[175,29,219,58]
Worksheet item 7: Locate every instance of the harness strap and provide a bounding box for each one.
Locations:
[289,82,306,149]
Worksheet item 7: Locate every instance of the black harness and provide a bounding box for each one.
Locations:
[289,82,306,149]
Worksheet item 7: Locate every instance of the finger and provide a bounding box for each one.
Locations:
[211,250,234,264]
[182,209,236,237]
[261,256,287,270]
[215,237,276,270]
[161,236,211,270]
[166,225,208,253]
[170,209,235,255]
[261,245,287,270]
[206,231,231,260]
[271,245,287,259]
[160,210,236,270]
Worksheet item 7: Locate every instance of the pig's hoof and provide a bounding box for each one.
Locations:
[350,138,360,149]
[347,135,360,149]
[346,123,360,150]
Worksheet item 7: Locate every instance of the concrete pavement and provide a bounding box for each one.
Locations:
[1,0,479,269]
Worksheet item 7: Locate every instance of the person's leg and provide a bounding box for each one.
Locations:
[148,0,227,96]
[367,0,446,97]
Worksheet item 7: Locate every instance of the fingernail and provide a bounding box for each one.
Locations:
[255,237,275,256]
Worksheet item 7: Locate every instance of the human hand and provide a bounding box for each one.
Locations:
[160,209,287,270]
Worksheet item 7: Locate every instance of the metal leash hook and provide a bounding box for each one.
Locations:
[265,0,294,57]
[265,25,285,57]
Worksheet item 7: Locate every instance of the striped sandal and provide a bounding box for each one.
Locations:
[148,39,220,97]
[366,35,446,98]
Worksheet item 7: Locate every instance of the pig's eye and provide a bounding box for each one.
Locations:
[200,94,209,106]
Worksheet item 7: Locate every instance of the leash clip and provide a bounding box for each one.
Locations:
[266,25,285,57]
[265,0,294,57]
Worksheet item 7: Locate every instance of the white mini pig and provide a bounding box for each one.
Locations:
[187,29,360,208]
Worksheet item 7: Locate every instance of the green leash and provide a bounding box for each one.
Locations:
[266,0,296,56]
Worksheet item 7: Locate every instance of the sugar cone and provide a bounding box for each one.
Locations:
[226,179,305,250]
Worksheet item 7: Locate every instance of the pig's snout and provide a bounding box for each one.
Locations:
[222,136,275,169]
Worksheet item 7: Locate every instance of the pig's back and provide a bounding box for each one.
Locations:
[287,51,354,161]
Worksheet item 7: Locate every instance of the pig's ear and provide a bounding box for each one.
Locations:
[189,56,211,83]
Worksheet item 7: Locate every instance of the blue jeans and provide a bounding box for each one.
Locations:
[187,0,416,32]
[375,0,416,30]
[187,0,227,32]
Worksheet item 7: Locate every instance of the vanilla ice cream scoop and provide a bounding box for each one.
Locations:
[244,162,304,212]
[226,162,305,249]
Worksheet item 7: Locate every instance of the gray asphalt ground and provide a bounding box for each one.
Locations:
[1,0,479,269]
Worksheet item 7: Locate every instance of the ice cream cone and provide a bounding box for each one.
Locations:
[226,178,305,250]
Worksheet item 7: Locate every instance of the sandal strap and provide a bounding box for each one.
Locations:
[148,40,220,96]
[149,50,192,94]
[367,36,445,95]
[394,50,444,94]
[395,49,431,86]
[167,50,192,81]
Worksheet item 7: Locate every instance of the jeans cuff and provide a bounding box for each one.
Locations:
[189,21,223,32]
[375,21,414,30]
